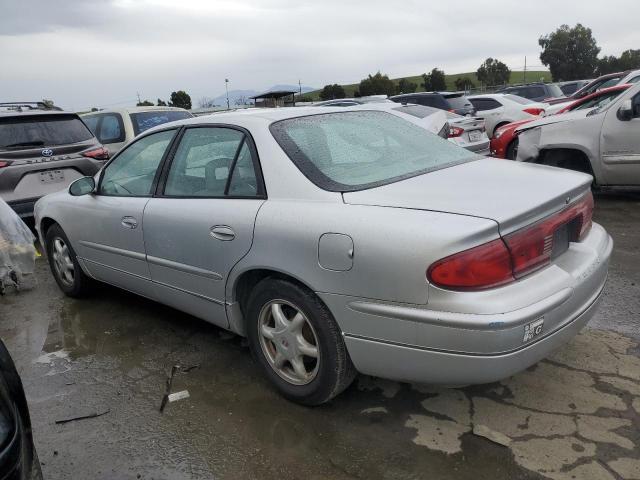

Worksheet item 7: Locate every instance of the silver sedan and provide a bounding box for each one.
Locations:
[34,106,612,405]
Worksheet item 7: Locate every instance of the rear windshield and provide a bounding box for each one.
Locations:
[130,110,193,136]
[0,114,94,150]
[505,94,534,105]
[546,84,565,98]
[270,111,476,192]
[444,95,472,109]
[393,104,440,118]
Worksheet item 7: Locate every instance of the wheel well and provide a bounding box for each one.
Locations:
[40,217,57,240]
[234,269,315,320]
[538,149,594,176]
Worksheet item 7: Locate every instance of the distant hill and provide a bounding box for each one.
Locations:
[210,84,315,106]
[307,71,552,99]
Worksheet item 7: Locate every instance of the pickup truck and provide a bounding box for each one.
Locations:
[516,82,640,187]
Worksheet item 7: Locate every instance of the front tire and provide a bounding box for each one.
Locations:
[246,278,356,405]
[45,224,92,297]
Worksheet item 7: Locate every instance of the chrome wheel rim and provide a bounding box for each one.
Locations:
[51,237,74,287]
[258,299,320,386]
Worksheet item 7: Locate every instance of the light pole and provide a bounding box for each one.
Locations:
[225,78,230,110]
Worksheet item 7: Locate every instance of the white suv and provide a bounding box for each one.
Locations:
[82,106,192,155]
[516,83,640,187]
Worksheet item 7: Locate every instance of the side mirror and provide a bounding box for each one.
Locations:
[69,176,96,196]
[618,99,634,121]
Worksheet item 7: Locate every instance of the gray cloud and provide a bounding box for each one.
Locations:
[1,0,639,110]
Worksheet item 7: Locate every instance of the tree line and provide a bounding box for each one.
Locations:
[136,90,192,109]
[318,57,512,100]
[319,23,639,99]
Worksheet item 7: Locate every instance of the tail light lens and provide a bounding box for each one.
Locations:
[82,147,109,160]
[428,192,594,290]
[448,126,464,138]
[523,107,545,116]
[0,161,9,168]
[428,239,514,290]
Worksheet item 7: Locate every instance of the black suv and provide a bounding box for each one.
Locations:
[0,102,108,217]
[389,92,476,116]
[495,83,565,102]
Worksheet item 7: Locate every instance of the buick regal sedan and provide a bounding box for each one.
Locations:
[34,107,612,405]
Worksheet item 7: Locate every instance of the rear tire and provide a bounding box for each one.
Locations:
[45,224,92,297]
[246,278,356,405]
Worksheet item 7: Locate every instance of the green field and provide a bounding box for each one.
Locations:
[306,70,552,100]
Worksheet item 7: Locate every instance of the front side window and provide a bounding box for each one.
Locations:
[470,98,502,111]
[164,127,260,197]
[99,129,175,196]
[270,111,476,192]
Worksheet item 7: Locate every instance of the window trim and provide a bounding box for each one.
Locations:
[96,127,180,198]
[154,124,267,200]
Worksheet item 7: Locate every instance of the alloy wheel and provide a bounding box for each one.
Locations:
[258,299,320,385]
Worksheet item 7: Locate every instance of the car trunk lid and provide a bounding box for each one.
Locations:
[342,157,592,234]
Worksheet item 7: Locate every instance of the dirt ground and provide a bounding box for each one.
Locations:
[1,192,639,480]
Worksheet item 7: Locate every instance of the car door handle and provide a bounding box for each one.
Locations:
[121,216,138,229]
[210,225,235,241]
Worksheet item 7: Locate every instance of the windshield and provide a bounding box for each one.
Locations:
[270,111,476,192]
[130,110,193,136]
[505,94,534,105]
[0,114,94,149]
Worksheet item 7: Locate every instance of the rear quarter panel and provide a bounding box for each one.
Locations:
[227,200,499,305]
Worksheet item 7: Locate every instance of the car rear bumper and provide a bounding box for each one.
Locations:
[0,158,103,217]
[342,287,601,385]
[319,223,612,385]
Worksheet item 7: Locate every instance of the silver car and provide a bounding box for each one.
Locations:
[34,107,612,405]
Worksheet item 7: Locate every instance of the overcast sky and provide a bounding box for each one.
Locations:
[2,0,639,110]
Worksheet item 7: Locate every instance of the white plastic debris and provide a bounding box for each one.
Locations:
[167,390,190,402]
[0,198,36,293]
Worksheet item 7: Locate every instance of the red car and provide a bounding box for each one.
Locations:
[490,84,632,159]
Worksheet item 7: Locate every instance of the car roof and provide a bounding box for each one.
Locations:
[144,105,413,133]
[0,109,77,118]
[83,106,188,116]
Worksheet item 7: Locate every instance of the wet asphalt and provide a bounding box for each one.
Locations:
[0,192,639,480]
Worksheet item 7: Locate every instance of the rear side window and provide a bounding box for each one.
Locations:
[270,111,475,192]
[130,110,193,136]
[469,98,502,111]
[0,114,94,149]
[525,86,545,99]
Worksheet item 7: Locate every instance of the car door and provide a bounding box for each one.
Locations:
[143,126,266,328]
[70,128,177,296]
[600,89,640,185]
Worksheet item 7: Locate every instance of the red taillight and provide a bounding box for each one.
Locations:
[448,126,464,138]
[428,192,594,290]
[523,107,545,116]
[427,239,515,290]
[0,161,9,168]
[82,146,109,160]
